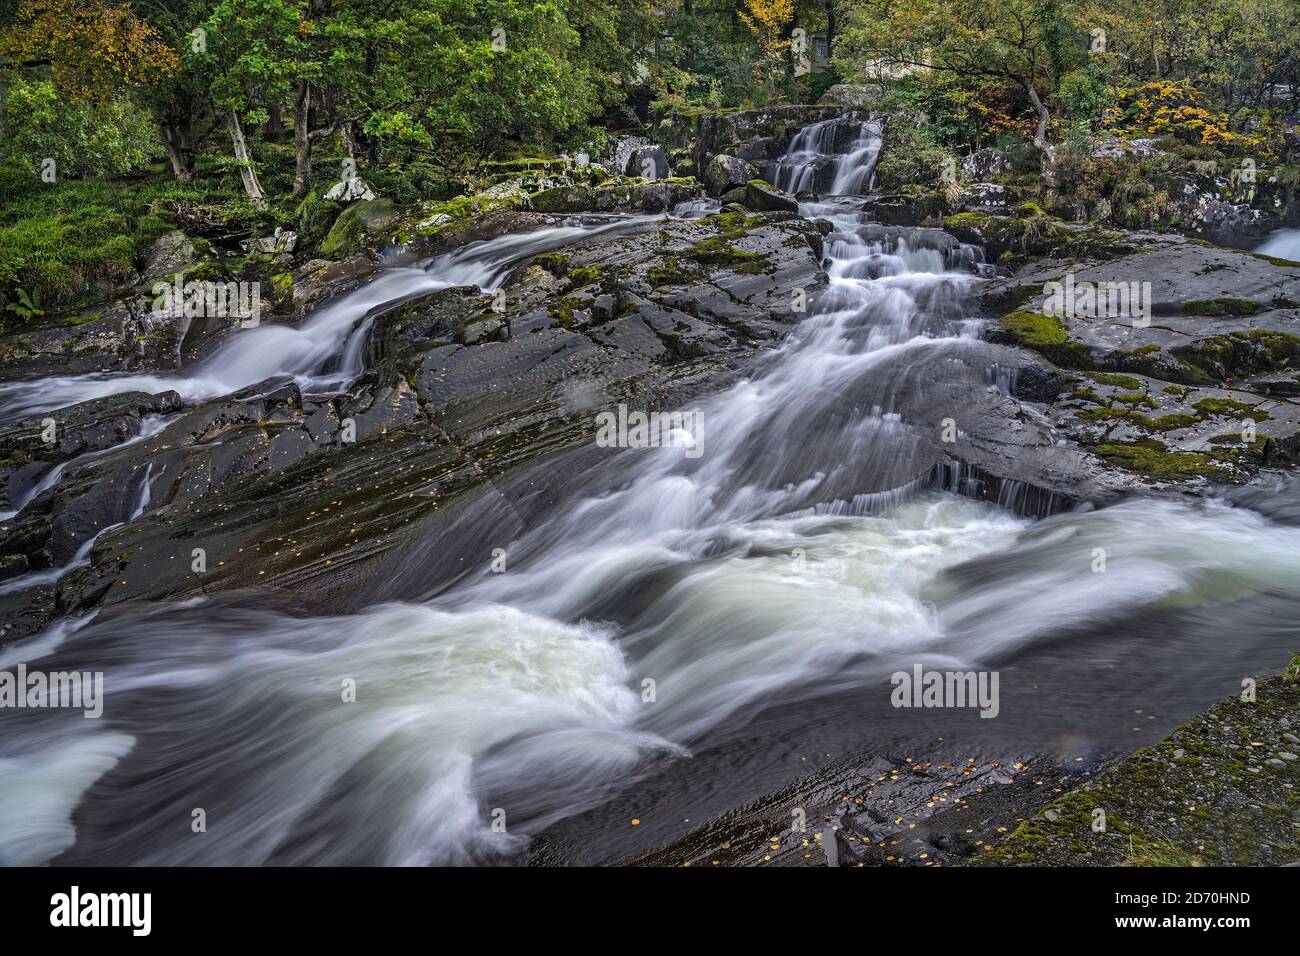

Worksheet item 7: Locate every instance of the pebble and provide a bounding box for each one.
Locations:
[1173,748,1186,758]
[1280,752,1297,761]
[1266,758,1287,769]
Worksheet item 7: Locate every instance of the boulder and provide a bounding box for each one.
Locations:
[625,144,671,181]
[818,84,885,109]
[142,231,195,279]
[743,180,799,213]
[961,148,1009,182]
[320,199,397,257]
[955,183,1008,215]
[703,154,759,197]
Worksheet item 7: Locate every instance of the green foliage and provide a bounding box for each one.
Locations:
[0,163,242,316]
[1057,65,1110,138]
[873,110,952,189]
[4,286,43,319]
[1,77,159,178]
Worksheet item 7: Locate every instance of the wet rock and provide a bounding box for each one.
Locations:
[0,391,183,510]
[342,379,421,441]
[743,180,799,213]
[290,256,379,320]
[142,231,196,279]
[703,154,759,198]
[624,145,670,181]
[978,675,1300,866]
[979,233,1300,487]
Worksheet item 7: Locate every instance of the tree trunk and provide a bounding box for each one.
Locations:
[264,101,284,137]
[225,111,267,209]
[1025,84,1051,151]
[160,121,195,180]
[825,0,836,58]
[293,79,312,198]
[1023,83,1056,185]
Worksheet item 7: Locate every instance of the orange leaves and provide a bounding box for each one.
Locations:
[0,0,178,101]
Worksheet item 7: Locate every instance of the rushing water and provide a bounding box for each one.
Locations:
[768,115,882,195]
[0,218,653,423]
[3,124,1300,866]
[1256,226,1300,261]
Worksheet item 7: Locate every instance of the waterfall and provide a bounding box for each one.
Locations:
[1256,227,1300,261]
[5,118,1300,868]
[768,116,882,196]
[0,218,653,424]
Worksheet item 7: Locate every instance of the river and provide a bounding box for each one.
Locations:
[2,118,1299,866]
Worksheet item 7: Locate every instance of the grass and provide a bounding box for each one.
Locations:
[0,160,261,324]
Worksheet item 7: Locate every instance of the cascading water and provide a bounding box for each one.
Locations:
[4,124,1300,867]
[768,115,882,196]
[0,218,653,424]
[1256,226,1300,261]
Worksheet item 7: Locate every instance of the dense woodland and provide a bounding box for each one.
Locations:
[0,0,1297,319]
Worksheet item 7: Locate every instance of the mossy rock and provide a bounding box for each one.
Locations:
[685,236,769,273]
[1192,396,1269,421]
[320,199,396,257]
[944,209,1068,259]
[647,258,698,288]
[295,191,345,250]
[1180,297,1260,317]
[1091,439,1230,481]
[998,311,1093,368]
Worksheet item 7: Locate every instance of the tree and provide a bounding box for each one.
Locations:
[836,0,1070,150]
[362,0,611,192]
[738,0,794,98]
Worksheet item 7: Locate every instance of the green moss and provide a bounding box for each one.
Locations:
[319,212,362,257]
[1146,413,1200,431]
[1000,311,1093,367]
[1088,372,1143,389]
[1076,405,1134,423]
[565,265,604,288]
[1114,391,1157,409]
[1092,439,1230,481]
[999,283,1041,314]
[646,257,697,288]
[703,211,764,240]
[685,236,769,273]
[1249,252,1300,268]
[1181,296,1260,317]
[1001,310,1067,346]
[548,295,583,327]
[1193,396,1268,420]
[533,253,571,274]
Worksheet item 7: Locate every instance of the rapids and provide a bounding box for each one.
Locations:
[3,118,1299,867]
